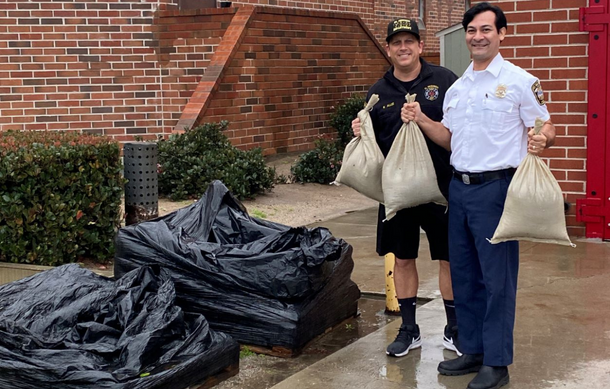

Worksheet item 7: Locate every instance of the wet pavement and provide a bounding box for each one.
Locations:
[270,207,610,389]
[213,297,400,389]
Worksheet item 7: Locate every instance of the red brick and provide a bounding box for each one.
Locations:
[533,10,568,22]
[549,159,584,170]
[551,45,587,57]
[558,181,584,193]
[567,171,587,182]
[550,170,567,181]
[553,0,587,8]
[569,34,589,45]
[516,46,549,57]
[551,69,587,80]
[552,114,587,124]
[533,34,567,45]
[502,35,532,47]
[566,126,588,136]
[553,137,586,148]
[515,23,550,34]
[551,21,580,33]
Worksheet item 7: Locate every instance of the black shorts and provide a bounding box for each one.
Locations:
[376,202,449,261]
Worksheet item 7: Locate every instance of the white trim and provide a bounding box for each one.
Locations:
[439,31,445,66]
[435,23,463,38]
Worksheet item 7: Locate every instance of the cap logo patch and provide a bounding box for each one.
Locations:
[393,19,413,32]
[424,85,439,101]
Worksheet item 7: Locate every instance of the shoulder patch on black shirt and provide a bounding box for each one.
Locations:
[424,85,439,101]
[531,80,545,106]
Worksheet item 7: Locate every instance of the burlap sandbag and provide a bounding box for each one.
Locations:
[490,118,575,246]
[333,94,385,203]
[382,94,447,221]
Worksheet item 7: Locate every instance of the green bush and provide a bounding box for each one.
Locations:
[0,130,123,266]
[290,136,343,184]
[157,121,275,200]
[329,95,366,148]
[292,95,364,184]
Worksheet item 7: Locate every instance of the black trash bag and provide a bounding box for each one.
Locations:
[115,180,360,351]
[0,264,239,389]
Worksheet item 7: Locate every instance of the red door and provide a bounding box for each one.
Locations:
[577,0,610,240]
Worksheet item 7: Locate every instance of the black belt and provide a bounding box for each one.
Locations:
[453,168,516,185]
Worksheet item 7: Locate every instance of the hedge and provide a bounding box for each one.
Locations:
[0,130,123,266]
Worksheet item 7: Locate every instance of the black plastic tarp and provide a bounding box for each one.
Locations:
[114,180,360,351]
[0,264,239,389]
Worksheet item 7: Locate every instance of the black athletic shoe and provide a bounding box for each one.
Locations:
[386,324,422,357]
[443,325,463,356]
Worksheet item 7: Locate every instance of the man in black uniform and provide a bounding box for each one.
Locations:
[352,18,459,357]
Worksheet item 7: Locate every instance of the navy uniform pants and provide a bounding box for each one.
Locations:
[448,175,519,367]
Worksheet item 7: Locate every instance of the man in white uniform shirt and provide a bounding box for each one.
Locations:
[401,3,556,389]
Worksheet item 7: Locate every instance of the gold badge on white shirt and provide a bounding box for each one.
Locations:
[495,84,507,98]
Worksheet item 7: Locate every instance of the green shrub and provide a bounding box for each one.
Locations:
[0,130,123,266]
[292,95,364,184]
[290,136,343,184]
[157,121,275,200]
[329,95,366,148]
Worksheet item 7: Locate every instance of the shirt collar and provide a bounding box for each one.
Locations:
[463,53,504,81]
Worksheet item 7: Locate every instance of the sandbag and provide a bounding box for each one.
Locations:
[333,94,385,203]
[490,118,575,246]
[382,93,447,220]
[0,264,239,389]
[114,180,360,352]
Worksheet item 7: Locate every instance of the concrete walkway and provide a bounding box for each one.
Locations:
[276,207,610,389]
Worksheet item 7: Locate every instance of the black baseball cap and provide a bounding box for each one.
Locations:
[386,18,420,42]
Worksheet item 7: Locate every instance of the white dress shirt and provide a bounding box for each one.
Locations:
[441,54,551,173]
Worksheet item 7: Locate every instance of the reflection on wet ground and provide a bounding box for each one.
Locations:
[213,297,401,389]
[267,239,610,389]
[206,204,610,389]
[266,206,610,389]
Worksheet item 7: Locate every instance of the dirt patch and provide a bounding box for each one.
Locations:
[158,152,378,227]
[159,182,377,227]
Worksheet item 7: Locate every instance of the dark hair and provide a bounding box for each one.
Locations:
[462,2,507,32]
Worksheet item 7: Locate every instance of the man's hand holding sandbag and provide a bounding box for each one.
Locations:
[527,120,555,155]
[351,117,361,137]
[401,101,420,124]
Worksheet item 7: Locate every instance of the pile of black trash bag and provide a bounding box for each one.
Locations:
[0,264,239,389]
[115,180,360,352]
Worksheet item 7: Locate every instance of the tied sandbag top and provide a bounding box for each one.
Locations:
[115,180,348,301]
[0,264,238,389]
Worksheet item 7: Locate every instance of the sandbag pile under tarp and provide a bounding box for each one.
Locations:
[114,180,360,353]
[0,264,239,389]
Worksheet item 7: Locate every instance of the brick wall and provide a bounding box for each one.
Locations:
[0,0,462,142]
[223,0,468,55]
[0,0,185,140]
[170,6,391,153]
[0,0,592,233]
[484,0,589,235]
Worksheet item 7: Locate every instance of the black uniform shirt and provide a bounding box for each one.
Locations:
[366,59,458,199]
